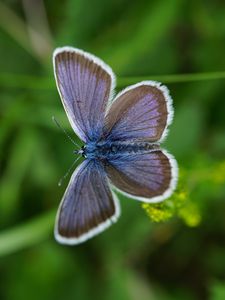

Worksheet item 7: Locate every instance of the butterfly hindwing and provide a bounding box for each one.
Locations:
[55,159,120,245]
[53,47,115,142]
[105,150,178,203]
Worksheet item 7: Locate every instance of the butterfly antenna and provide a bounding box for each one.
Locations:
[52,116,80,148]
[58,156,81,186]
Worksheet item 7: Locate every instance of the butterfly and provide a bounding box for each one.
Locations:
[53,46,178,245]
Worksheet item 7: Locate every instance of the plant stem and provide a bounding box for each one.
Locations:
[118,71,225,86]
[0,71,225,90]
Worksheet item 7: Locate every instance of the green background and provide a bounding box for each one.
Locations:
[0,0,225,299]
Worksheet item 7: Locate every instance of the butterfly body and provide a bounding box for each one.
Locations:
[83,141,160,160]
[53,46,178,245]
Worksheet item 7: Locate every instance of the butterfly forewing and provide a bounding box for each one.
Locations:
[53,47,115,142]
[105,150,177,203]
[55,159,120,244]
[103,82,173,143]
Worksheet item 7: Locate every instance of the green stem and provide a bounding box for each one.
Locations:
[0,71,225,90]
[0,209,56,257]
[119,71,225,86]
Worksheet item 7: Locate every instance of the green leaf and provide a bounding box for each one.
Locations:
[0,210,55,257]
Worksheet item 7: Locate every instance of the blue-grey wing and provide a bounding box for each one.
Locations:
[55,159,120,245]
[103,82,173,143]
[53,47,115,142]
[104,150,178,203]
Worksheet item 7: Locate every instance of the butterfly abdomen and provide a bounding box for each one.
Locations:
[85,141,159,159]
[108,142,159,154]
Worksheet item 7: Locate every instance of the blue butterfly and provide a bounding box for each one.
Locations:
[53,47,178,245]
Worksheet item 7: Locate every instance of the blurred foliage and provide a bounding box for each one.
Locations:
[143,158,225,227]
[0,0,225,299]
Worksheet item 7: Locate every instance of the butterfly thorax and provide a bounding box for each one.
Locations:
[83,141,160,159]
